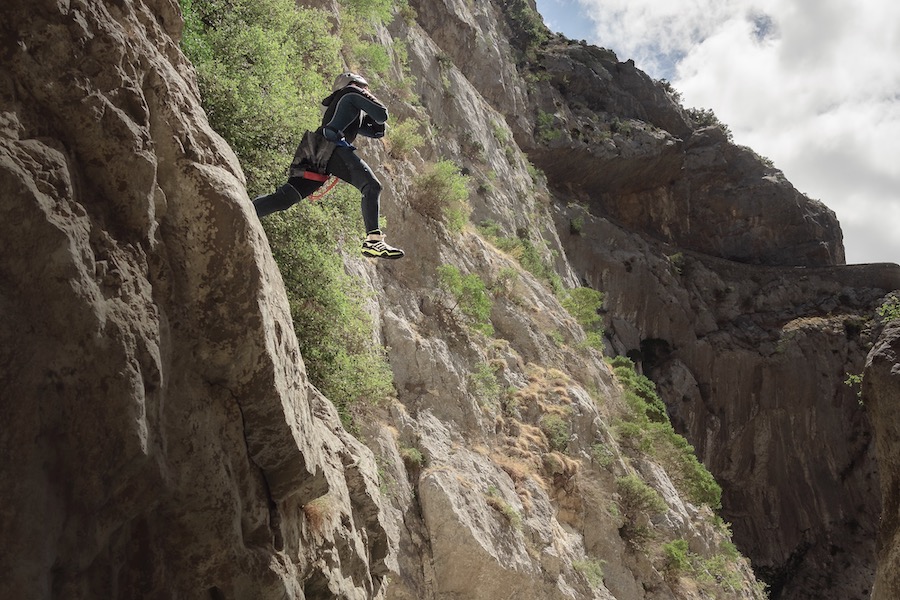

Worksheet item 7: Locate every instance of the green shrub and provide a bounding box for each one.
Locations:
[613,419,653,453]
[610,357,722,509]
[387,118,425,159]
[470,362,501,405]
[351,40,392,76]
[616,473,665,546]
[610,356,668,423]
[180,0,340,195]
[536,110,562,143]
[338,0,398,24]
[686,107,733,141]
[845,372,864,399]
[658,78,682,103]
[878,294,900,322]
[336,8,394,79]
[490,119,511,144]
[399,446,425,470]
[668,252,685,275]
[573,558,605,589]
[540,414,571,452]
[657,424,722,509]
[663,539,691,573]
[502,0,549,59]
[477,222,561,291]
[616,473,666,517]
[485,486,523,529]
[180,0,395,430]
[661,538,749,594]
[411,160,471,232]
[261,191,394,428]
[570,215,584,235]
[591,442,614,468]
[698,554,743,592]
[561,287,605,350]
[437,264,493,335]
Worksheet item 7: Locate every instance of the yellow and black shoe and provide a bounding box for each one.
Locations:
[361,230,405,259]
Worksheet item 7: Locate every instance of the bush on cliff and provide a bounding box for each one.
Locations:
[610,356,722,509]
[180,0,340,194]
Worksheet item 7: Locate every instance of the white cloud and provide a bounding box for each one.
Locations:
[569,0,900,264]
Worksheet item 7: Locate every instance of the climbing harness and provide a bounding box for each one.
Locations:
[285,129,341,202]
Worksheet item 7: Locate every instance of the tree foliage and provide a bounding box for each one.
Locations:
[181,0,340,195]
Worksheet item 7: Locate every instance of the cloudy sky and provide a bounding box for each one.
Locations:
[535,0,900,265]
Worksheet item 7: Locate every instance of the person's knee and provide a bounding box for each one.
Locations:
[362,177,382,199]
[279,183,301,204]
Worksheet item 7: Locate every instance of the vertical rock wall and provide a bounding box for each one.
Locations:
[554,202,899,598]
[0,1,391,597]
[865,322,900,600]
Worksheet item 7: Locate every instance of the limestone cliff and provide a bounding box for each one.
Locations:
[865,321,900,600]
[1,0,389,597]
[3,1,900,600]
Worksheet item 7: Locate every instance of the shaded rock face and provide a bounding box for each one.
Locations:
[554,203,899,599]
[0,1,391,598]
[865,322,900,600]
[524,39,845,268]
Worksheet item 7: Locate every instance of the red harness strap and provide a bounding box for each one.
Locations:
[295,169,338,202]
[300,170,329,182]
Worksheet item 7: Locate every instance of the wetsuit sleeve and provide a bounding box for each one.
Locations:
[321,86,389,142]
[348,87,388,124]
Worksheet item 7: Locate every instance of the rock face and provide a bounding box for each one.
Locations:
[554,204,897,599]
[865,322,900,600]
[0,1,390,597]
[3,0,900,599]
[412,0,899,597]
[523,38,845,267]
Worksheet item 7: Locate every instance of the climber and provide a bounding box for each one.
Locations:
[253,72,404,259]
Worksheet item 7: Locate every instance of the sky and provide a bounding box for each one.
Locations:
[535,0,900,265]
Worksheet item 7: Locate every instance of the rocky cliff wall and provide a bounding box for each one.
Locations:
[522,39,845,268]
[865,322,900,600]
[554,203,897,599]
[3,0,900,599]
[0,1,391,597]
[411,0,900,597]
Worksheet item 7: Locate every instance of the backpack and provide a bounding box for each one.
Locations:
[288,130,337,179]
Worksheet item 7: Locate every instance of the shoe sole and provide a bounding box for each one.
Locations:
[361,249,405,259]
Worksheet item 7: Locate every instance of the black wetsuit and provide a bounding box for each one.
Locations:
[254,84,388,232]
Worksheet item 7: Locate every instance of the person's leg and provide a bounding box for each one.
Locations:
[326,147,404,258]
[326,147,382,233]
[253,179,322,218]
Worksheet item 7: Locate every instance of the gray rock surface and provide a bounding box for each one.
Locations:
[865,321,900,600]
[3,0,899,599]
[0,0,391,597]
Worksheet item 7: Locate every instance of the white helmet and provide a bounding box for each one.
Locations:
[332,72,369,92]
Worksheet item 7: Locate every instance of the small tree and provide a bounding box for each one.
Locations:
[411,160,471,232]
[437,264,493,335]
[686,107,733,141]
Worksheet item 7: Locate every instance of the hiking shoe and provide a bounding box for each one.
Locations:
[361,231,405,259]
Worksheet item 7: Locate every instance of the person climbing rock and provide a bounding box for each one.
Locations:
[253,72,404,259]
